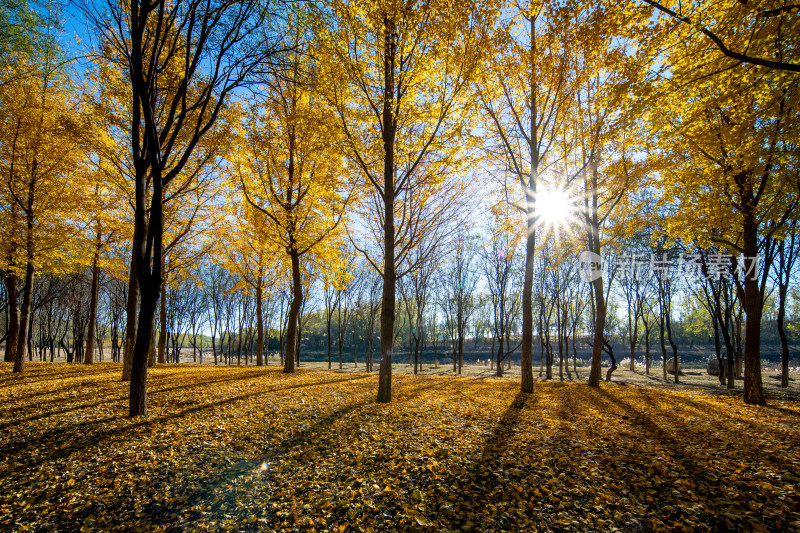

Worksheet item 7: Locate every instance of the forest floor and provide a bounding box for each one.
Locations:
[1,363,799,532]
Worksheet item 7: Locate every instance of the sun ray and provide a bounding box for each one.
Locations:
[535,185,577,238]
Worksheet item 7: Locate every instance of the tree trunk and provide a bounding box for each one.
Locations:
[496,339,504,377]
[586,159,605,388]
[237,322,243,366]
[734,309,743,378]
[84,230,102,365]
[4,270,19,363]
[665,300,679,384]
[327,316,332,370]
[338,312,344,370]
[604,340,617,382]
[432,319,438,368]
[559,311,565,380]
[629,315,637,371]
[775,238,790,389]
[587,275,605,387]
[157,281,167,364]
[777,283,789,389]
[122,243,139,381]
[741,218,765,405]
[376,13,397,404]
[572,324,579,376]
[520,202,535,393]
[642,313,651,375]
[722,296,736,390]
[256,281,264,366]
[14,213,36,373]
[519,11,538,395]
[659,302,667,380]
[130,281,159,417]
[457,314,464,375]
[148,319,156,367]
[283,249,302,374]
[712,313,725,385]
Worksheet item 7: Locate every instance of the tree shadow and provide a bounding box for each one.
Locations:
[0,364,121,391]
[146,376,457,529]
[424,391,532,530]
[0,369,291,430]
[583,386,786,530]
[0,373,373,471]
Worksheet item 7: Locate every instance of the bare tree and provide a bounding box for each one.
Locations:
[438,233,481,375]
[481,217,523,378]
[772,224,799,387]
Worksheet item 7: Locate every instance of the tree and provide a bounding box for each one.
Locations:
[335,254,357,370]
[85,0,284,416]
[569,3,650,387]
[218,203,280,368]
[649,12,800,403]
[398,236,440,375]
[0,0,54,86]
[480,0,579,394]
[83,179,126,364]
[321,254,353,370]
[438,232,481,374]
[617,232,653,372]
[233,27,351,374]
[481,205,524,378]
[0,47,90,373]
[773,225,799,388]
[318,0,493,402]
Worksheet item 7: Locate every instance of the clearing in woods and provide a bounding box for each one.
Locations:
[0,363,798,532]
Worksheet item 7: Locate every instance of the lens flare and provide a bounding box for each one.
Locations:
[536,186,575,235]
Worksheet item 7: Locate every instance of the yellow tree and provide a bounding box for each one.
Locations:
[82,169,129,365]
[480,0,651,389]
[317,0,494,402]
[85,0,285,417]
[641,0,800,73]
[84,54,139,377]
[0,58,91,373]
[216,197,282,367]
[479,0,581,394]
[154,162,224,366]
[564,1,652,387]
[87,46,238,381]
[646,2,800,404]
[233,43,351,374]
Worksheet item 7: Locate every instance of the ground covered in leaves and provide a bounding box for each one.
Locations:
[1,363,799,532]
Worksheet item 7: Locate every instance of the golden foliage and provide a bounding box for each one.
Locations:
[0,61,93,276]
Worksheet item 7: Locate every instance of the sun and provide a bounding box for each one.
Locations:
[536,186,575,231]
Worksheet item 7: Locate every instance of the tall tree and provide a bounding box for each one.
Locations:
[773,224,799,388]
[234,30,351,374]
[481,203,524,378]
[0,38,90,372]
[648,5,799,403]
[568,2,650,387]
[85,0,284,416]
[318,0,492,402]
[480,0,596,394]
[218,202,280,367]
